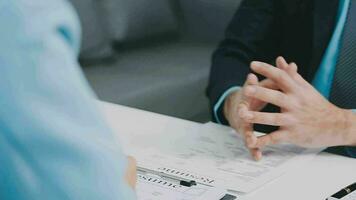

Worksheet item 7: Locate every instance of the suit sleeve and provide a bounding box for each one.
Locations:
[207,0,282,124]
[0,1,135,199]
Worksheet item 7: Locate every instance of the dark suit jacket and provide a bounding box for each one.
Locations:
[207,0,356,157]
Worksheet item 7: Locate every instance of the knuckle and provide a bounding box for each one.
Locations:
[276,70,286,81]
[255,87,265,98]
[285,114,297,125]
[246,112,257,121]
[291,73,300,82]
[239,101,249,108]
[276,92,285,101]
[275,92,287,105]
[236,104,244,113]
[291,97,303,110]
[281,69,289,77]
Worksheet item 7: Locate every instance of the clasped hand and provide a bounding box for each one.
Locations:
[225,57,355,160]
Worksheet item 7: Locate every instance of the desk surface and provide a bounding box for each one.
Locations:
[100,101,356,200]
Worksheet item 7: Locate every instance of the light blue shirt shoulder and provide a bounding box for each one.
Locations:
[0,1,135,199]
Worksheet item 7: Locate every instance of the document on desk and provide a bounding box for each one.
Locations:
[136,173,227,200]
[131,123,322,193]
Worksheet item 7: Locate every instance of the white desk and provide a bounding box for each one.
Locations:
[100,102,356,200]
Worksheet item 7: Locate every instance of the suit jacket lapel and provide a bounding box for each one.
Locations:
[308,0,339,81]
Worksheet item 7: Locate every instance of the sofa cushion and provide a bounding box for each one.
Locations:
[82,41,214,122]
[101,0,179,43]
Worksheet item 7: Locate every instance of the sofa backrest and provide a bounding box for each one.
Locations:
[179,0,242,42]
[69,0,114,61]
[101,0,179,43]
[69,0,242,60]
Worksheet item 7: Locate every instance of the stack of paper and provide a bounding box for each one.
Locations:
[128,122,321,194]
[136,173,227,200]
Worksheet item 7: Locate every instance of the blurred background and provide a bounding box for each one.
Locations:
[69,0,242,123]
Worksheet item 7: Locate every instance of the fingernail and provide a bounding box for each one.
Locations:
[251,61,262,68]
[247,74,254,82]
[251,61,261,65]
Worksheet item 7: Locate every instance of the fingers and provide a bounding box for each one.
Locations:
[245,74,271,111]
[226,73,259,131]
[238,103,254,136]
[249,147,262,161]
[289,62,309,86]
[258,57,298,91]
[238,103,262,160]
[288,62,298,74]
[276,56,289,71]
[246,73,259,86]
[259,78,278,90]
[276,56,299,78]
[240,118,256,148]
[251,61,297,92]
[276,56,308,86]
[125,156,137,189]
[242,124,262,161]
[240,110,292,126]
[276,56,298,75]
[252,130,290,149]
[244,85,291,109]
[242,73,259,101]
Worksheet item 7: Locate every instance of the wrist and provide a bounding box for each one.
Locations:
[349,111,356,146]
[223,95,230,121]
[341,109,356,146]
[223,90,240,122]
[214,86,241,124]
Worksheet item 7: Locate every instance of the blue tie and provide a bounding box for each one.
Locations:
[330,0,356,109]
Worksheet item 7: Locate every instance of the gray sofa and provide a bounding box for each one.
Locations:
[70,0,241,122]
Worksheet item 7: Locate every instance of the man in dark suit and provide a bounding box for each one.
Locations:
[207,0,356,160]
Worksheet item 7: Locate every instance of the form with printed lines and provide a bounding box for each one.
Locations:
[129,123,321,193]
[136,173,226,200]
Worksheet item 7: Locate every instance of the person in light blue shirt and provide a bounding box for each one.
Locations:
[0,0,136,199]
[207,0,356,160]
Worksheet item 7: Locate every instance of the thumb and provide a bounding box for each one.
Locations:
[242,73,259,102]
[125,156,137,189]
[245,73,259,86]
